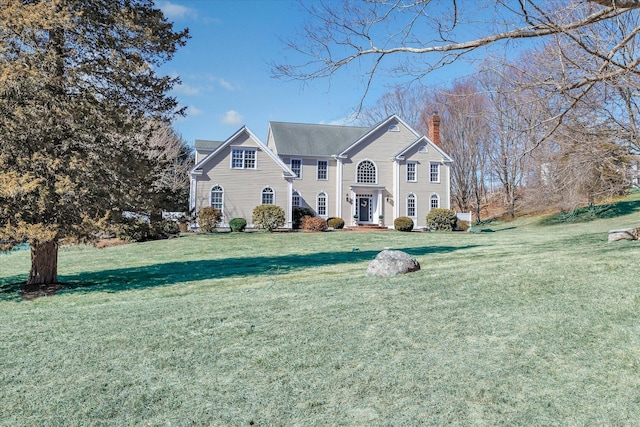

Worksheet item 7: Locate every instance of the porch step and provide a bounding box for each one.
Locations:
[346,224,390,231]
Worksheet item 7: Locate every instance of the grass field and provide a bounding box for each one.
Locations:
[2,196,640,426]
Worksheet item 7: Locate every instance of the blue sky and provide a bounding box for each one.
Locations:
[157,0,478,145]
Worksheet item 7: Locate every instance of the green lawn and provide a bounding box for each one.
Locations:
[2,197,640,426]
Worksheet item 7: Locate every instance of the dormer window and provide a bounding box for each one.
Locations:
[388,124,400,132]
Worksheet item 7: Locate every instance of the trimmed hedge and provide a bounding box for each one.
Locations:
[394,216,414,232]
[229,217,247,232]
[426,208,457,231]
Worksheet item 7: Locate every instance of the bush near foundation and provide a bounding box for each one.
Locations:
[394,216,414,232]
[252,205,286,231]
[426,208,457,231]
[327,217,345,229]
[198,207,222,233]
[302,216,328,232]
[229,218,247,232]
[293,207,315,229]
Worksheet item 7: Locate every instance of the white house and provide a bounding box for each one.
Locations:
[189,114,452,228]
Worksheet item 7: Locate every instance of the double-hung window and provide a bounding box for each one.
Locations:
[317,160,328,180]
[430,194,440,209]
[262,187,275,205]
[290,159,302,179]
[231,148,256,169]
[407,194,416,217]
[317,192,327,217]
[407,162,417,182]
[211,185,224,211]
[430,162,440,183]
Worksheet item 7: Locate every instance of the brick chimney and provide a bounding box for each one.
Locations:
[428,111,441,146]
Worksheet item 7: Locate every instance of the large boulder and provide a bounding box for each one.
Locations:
[366,250,420,277]
[608,228,640,242]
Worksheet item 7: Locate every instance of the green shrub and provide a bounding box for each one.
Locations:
[152,219,180,237]
[229,217,247,232]
[426,208,457,231]
[302,216,327,232]
[327,217,345,229]
[114,219,154,242]
[252,205,286,231]
[394,216,414,232]
[198,207,222,233]
[292,207,315,229]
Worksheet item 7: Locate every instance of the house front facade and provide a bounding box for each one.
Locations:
[190,114,452,229]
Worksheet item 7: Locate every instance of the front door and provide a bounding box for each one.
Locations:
[358,196,371,222]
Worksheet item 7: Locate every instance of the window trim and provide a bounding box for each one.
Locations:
[230,147,257,170]
[317,160,328,181]
[261,186,275,205]
[430,162,440,183]
[407,161,418,182]
[407,193,416,218]
[317,191,328,217]
[290,158,302,179]
[430,193,440,210]
[210,185,224,217]
[292,190,301,207]
[356,159,378,184]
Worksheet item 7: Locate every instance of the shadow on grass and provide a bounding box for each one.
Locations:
[0,245,477,301]
[539,198,640,225]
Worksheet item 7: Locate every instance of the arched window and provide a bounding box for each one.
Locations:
[262,187,275,205]
[430,194,440,209]
[407,193,416,218]
[210,185,224,211]
[356,160,377,184]
[292,190,301,207]
[317,192,327,217]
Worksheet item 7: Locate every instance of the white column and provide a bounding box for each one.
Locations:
[189,177,196,212]
[336,158,343,217]
[445,162,451,209]
[287,179,293,228]
[393,160,400,220]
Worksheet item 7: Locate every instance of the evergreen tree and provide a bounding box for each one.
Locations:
[0,0,189,287]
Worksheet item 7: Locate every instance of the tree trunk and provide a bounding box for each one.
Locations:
[27,240,59,285]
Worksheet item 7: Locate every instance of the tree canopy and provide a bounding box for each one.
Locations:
[0,0,188,287]
[275,0,640,110]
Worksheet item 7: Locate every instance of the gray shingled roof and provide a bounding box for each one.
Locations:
[269,122,371,157]
[195,139,224,150]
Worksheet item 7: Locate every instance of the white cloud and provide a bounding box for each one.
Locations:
[218,78,234,91]
[222,110,243,125]
[187,105,203,116]
[325,112,361,126]
[174,82,200,96]
[158,1,194,20]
